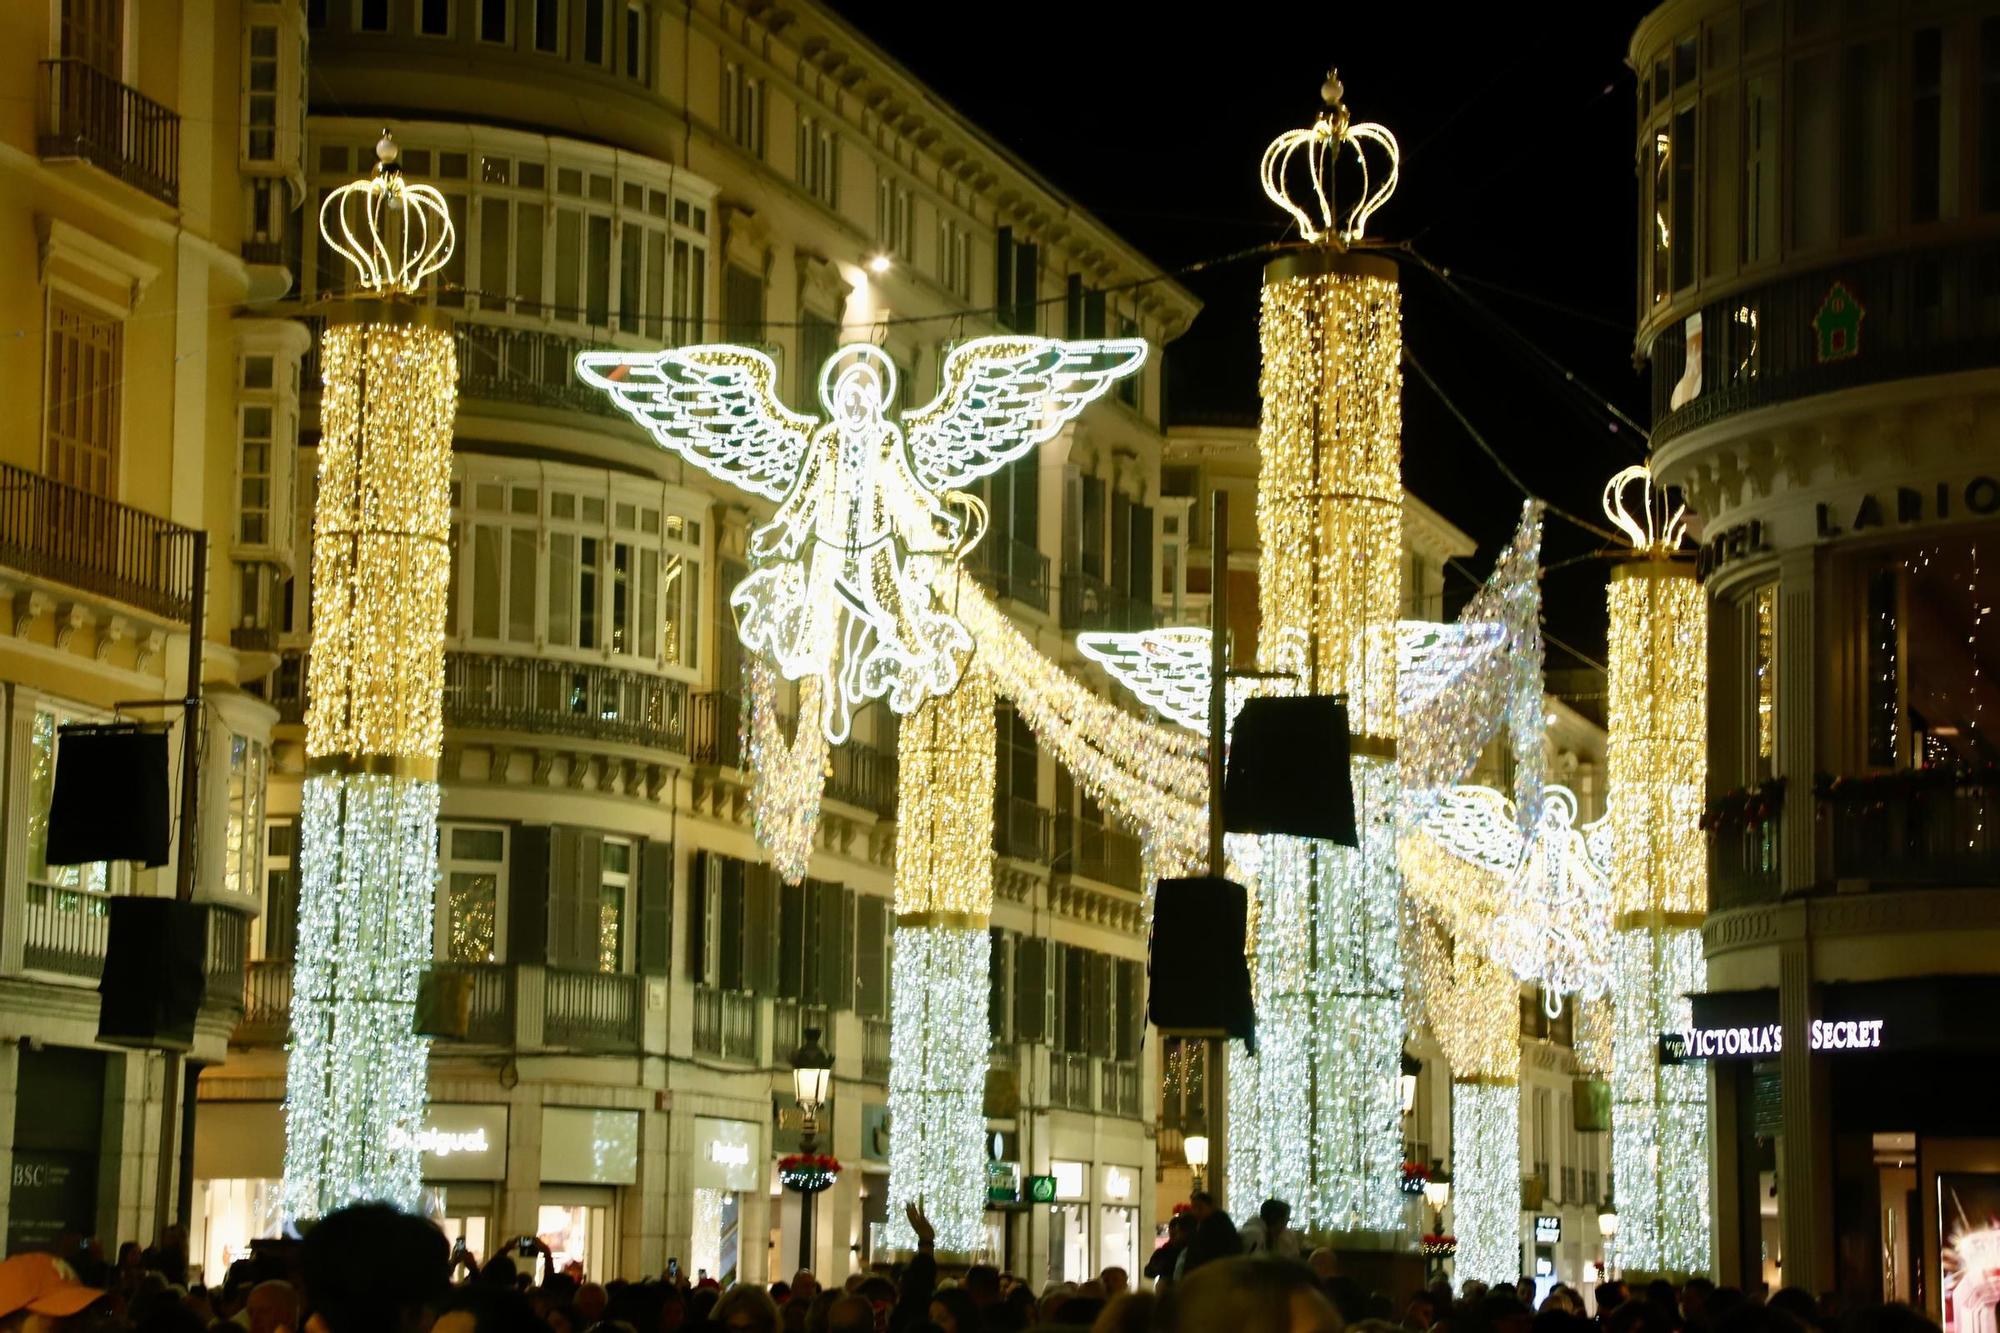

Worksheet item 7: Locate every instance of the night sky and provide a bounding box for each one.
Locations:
[833,0,1660,677]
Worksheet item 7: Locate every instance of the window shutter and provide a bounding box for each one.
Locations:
[1010,456,1038,552]
[1014,242,1039,334]
[1086,952,1112,1057]
[988,927,1009,1043]
[638,838,674,975]
[778,879,805,1001]
[1013,936,1046,1042]
[685,852,710,981]
[719,856,746,991]
[1084,287,1107,339]
[1111,493,1132,594]
[723,265,765,344]
[1081,476,1106,579]
[1116,958,1144,1059]
[549,829,601,972]
[1130,503,1154,604]
[811,879,850,1009]
[1064,274,1084,340]
[743,863,778,994]
[837,885,855,1009]
[995,227,1015,327]
[854,894,887,1018]
[509,824,551,965]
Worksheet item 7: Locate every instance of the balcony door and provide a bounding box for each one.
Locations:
[60,0,123,75]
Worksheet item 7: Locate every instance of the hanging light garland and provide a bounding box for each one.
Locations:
[284,132,457,1221]
[746,660,828,886]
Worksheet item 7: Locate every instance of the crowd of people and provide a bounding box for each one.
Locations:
[0,1196,1951,1333]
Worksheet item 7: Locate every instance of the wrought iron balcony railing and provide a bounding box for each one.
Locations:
[542,967,641,1052]
[0,463,200,621]
[1059,568,1154,633]
[1053,812,1142,890]
[969,537,1051,614]
[37,58,179,205]
[994,797,1052,863]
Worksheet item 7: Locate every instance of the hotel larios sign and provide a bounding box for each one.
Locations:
[1660,1017,1886,1062]
[1696,475,2000,581]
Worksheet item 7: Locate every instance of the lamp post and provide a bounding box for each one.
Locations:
[1597,1203,1619,1279]
[790,1027,834,1274]
[1422,1163,1453,1281]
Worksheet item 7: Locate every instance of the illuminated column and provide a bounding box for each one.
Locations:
[1230,246,1406,1232]
[1413,917,1520,1283]
[1605,467,1711,1276]
[283,136,457,1219]
[882,670,996,1254]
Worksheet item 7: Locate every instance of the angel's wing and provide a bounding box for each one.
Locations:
[1076,628,1215,735]
[1419,784,1526,877]
[903,336,1147,491]
[575,345,818,501]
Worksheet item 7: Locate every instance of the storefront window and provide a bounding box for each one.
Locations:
[1862,545,2000,769]
[538,1200,610,1280]
[691,1187,742,1284]
[200,1178,283,1286]
[1049,1160,1091,1284]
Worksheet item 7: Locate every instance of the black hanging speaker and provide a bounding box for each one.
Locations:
[98,898,209,1050]
[47,724,173,868]
[1148,876,1255,1050]
[1222,694,1357,845]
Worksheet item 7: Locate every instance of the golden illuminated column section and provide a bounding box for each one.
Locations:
[1414,918,1522,1284]
[1603,466,1710,1277]
[882,669,997,1255]
[1227,246,1408,1231]
[282,134,458,1221]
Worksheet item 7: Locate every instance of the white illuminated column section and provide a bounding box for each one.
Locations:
[1229,244,1406,1232]
[282,134,457,1220]
[882,670,997,1255]
[1603,466,1711,1276]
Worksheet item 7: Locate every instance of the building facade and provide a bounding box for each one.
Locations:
[1634,0,2000,1306]
[0,0,298,1260]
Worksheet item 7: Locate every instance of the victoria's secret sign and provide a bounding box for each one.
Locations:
[1698,475,2000,580]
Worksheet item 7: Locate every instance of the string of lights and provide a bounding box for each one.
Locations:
[746,660,828,886]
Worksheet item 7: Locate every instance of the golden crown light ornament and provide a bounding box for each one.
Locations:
[1602,462,1713,1277]
[281,129,459,1222]
[1259,70,1402,249]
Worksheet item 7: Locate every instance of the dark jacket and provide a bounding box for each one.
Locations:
[1183,1210,1243,1273]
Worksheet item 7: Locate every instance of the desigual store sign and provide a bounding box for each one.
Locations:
[195,1102,510,1181]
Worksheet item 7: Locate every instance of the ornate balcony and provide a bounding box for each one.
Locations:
[542,967,641,1052]
[969,537,1051,614]
[273,648,691,753]
[0,462,201,621]
[300,314,630,420]
[827,736,897,816]
[692,984,759,1061]
[37,58,179,205]
[1060,568,1153,633]
[994,797,1052,863]
[690,691,743,768]
[1053,812,1142,891]
[1821,774,2000,888]
[862,1016,892,1083]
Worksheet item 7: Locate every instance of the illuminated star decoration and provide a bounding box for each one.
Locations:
[578,336,1146,744]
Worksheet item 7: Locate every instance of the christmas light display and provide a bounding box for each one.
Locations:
[1603,465,1711,1276]
[882,670,996,1254]
[1260,69,1401,248]
[1228,242,1407,1232]
[746,660,827,885]
[284,133,457,1220]
[578,337,1145,743]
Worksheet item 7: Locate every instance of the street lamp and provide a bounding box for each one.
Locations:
[790,1026,834,1274]
[1421,1165,1452,1218]
[1184,1122,1210,1195]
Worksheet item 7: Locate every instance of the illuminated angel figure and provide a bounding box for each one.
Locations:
[1418,784,1614,1012]
[578,336,1146,743]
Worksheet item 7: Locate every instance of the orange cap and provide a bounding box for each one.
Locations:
[0,1253,105,1319]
